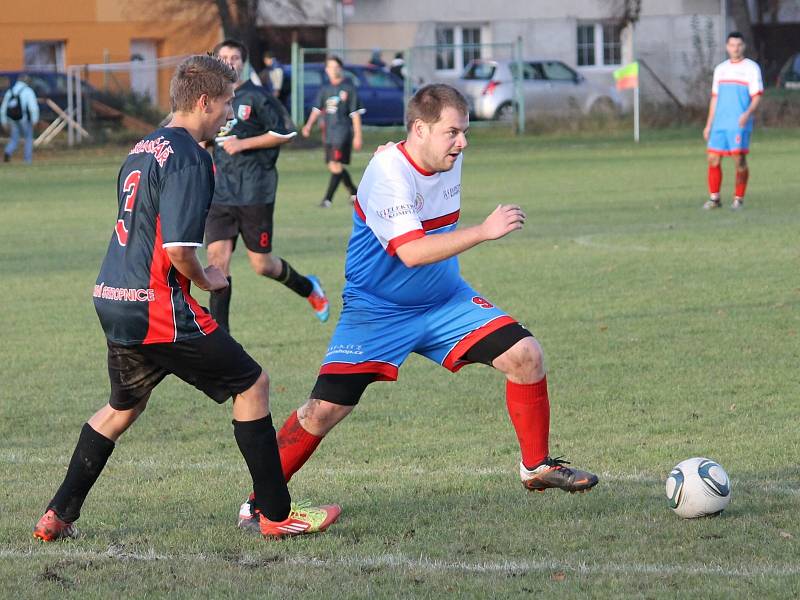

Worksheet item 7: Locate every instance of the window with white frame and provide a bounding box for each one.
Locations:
[24,41,66,72]
[576,24,621,67]
[436,25,484,73]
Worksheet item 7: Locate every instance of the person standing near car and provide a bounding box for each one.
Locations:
[301,56,364,208]
[1,75,39,164]
[208,39,331,332]
[702,32,763,211]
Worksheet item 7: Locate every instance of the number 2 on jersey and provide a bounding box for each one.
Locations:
[114,170,141,246]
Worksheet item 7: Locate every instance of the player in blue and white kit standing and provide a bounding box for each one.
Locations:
[237,85,597,526]
[703,32,763,210]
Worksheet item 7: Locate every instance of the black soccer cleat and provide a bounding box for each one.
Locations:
[520,457,599,493]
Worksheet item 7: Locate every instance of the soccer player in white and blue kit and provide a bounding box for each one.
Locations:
[703,32,763,210]
[236,85,598,527]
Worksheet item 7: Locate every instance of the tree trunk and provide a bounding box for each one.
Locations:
[728,0,759,60]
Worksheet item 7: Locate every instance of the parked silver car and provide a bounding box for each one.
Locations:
[457,59,621,120]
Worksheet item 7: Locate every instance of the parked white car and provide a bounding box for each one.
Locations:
[457,59,622,120]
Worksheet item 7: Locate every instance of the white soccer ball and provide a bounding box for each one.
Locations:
[665,457,731,518]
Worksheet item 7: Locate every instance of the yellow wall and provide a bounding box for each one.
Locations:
[0,0,221,108]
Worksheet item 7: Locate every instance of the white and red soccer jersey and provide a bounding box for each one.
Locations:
[346,141,464,306]
[711,58,763,131]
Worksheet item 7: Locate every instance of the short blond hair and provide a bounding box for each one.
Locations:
[170,55,236,112]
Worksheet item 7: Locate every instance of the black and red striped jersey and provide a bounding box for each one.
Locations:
[93,126,218,345]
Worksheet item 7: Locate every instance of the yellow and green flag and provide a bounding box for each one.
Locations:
[614,61,639,90]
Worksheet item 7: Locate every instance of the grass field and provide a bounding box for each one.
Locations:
[1,126,798,598]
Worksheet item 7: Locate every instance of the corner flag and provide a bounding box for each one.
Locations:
[614,62,639,90]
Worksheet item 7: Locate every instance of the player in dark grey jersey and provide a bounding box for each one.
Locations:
[302,55,364,208]
[33,55,340,542]
[207,40,330,332]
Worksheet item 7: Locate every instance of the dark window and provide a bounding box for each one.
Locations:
[436,28,455,70]
[577,25,595,66]
[603,24,622,65]
[462,27,482,68]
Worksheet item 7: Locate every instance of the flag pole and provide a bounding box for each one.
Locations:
[634,81,640,143]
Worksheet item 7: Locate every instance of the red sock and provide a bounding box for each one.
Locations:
[708,164,722,196]
[276,410,322,482]
[735,167,749,199]
[506,376,550,469]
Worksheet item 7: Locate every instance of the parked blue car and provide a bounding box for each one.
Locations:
[281,63,405,126]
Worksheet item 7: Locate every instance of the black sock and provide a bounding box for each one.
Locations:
[324,172,343,201]
[48,423,115,522]
[341,169,357,195]
[209,276,232,332]
[233,415,291,522]
[271,258,313,297]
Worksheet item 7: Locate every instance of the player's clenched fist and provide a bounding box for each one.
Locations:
[203,265,230,291]
[481,204,526,240]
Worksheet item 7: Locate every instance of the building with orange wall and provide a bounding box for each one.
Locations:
[0,1,222,109]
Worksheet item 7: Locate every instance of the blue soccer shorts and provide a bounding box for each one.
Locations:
[318,284,520,381]
[708,128,751,155]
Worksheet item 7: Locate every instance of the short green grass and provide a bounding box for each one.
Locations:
[1,126,798,598]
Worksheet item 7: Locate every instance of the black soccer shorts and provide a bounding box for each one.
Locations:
[205,203,275,254]
[324,142,352,165]
[106,328,262,410]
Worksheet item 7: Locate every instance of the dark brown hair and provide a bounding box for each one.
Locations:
[405,84,468,131]
[169,55,237,112]
[213,39,248,62]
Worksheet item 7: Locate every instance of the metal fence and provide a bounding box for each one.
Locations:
[291,40,525,133]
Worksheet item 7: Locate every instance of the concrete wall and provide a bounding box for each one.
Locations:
[341,0,726,106]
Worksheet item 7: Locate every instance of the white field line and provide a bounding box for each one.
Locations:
[2,451,797,496]
[573,234,652,252]
[0,547,798,578]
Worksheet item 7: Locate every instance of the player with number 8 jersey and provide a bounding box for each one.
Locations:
[94,127,218,344]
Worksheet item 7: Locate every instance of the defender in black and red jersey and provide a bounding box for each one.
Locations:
[207,39,330,332]
[33,55,339,542]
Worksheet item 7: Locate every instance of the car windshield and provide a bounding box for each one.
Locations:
[510,62,545,80]
[463,62,496,80]
[342,69,360,87]
[541,61,577,81]
[362,69,400,89]
[304,69,324,86]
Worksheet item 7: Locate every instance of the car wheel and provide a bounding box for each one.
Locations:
[494,102,515,122]
[590,97,616,116]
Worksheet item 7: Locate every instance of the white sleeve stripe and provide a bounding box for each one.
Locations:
[311,107,321,113]
[162,242,203,248]
[349,108,367,117]
[267,130,298,139]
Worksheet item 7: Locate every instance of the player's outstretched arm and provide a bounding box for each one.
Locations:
[220,131,296,155]
[166,246,229,291]
[395,204,525,268]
